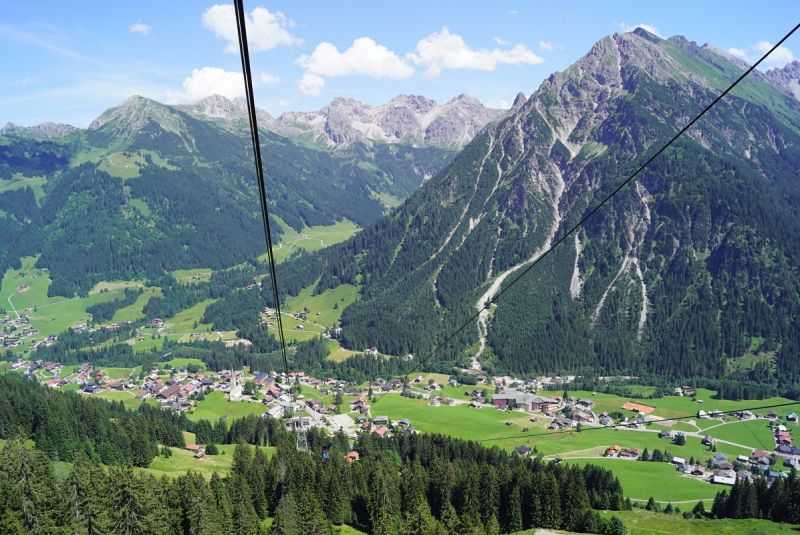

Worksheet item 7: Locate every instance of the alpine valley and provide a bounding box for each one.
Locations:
[278,29,800,397]
[0,92,503,296]
[2,28,800,396]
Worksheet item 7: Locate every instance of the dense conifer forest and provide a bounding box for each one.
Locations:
[0,374,631,535]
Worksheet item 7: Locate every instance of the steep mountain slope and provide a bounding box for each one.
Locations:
[278,29,800,392]
[0,92,498,296]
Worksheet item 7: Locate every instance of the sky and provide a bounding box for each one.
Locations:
[1,1,798,127]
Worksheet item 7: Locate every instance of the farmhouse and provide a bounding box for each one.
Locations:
[157,384,182,401]
[492,389,558,411]
[148,318,164,327]
[515,445,533,456]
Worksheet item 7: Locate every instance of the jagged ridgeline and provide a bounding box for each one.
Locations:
[0,93,505,296]
[278,29,800,390]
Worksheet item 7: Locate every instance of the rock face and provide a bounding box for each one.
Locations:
[274,93,506,149]
[763,60,800,101]
[0,122,76,139]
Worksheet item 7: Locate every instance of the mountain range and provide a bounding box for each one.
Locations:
[4,92,505,150]
[0,93,502,297]
[3,28,800,396]
[276,28,800,395]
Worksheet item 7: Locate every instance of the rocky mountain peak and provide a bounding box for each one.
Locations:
[87,95,169,133]
[277,93,505,149]
[510,92,527,113]
[1,121,77,139]
[763,60,800,101]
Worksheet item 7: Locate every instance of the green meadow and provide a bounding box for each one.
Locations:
[1,174,47,200]
[613,508,799,535]
[264,217,361,265]
[704,419,781,450]
[190,391,270,421]
[283,283,359,330]
[110,286,162,323]
[564,458,721,502]
[0,256,128,339]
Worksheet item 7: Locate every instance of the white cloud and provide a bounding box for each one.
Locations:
[295,37,414,95]
[486,99,511,109]
[201,4,301,54]
[538,41,565,52]
[615,22,662,38]
[298,73,325,96]
[408,28,544,77]
[130,20,152,36]
[164,67,244,103]
[509,10,518,15]
[494,37,510,45]
[260,73,280,84]
[754,40,794,65]
[728,41,795,67]
[728,47,750,62]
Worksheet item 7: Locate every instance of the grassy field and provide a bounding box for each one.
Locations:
[264,218,361,265]
[140,433,274,480]
[164,299,216,333]
[613,508,798,534]
[563,389,800,424]
[101,366,138,380]
[1,174,47,200]
[110,286,162,323]
[96,151,178,180]
[706,419,779,450]
[93,390,159,411]
[130,357,206,378]
[369,391,753,462]
[565,458,720,502]
[533,427,749,461]
[0,256,129,340]
[190,391,269,420]
[171,268,212,284]
[327,339,362,362]
[283,283,359,330]
[367,395,539,441]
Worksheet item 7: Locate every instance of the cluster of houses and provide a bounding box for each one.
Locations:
[670,385,695,397]
[2,315,50,350]
[606,445,642,459]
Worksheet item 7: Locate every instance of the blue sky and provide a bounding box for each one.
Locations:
[1,1,798,127]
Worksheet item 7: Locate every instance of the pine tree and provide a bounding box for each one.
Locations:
[401,497,439,535]
[608,516,627,535]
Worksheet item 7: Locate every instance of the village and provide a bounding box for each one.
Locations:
[8,351,797,499]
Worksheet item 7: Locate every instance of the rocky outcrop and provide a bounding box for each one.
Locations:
[275,93,505,149]
[763,60,800,101]
[1,121,77,139]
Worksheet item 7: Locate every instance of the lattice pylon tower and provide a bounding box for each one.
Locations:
[294,403,308,452]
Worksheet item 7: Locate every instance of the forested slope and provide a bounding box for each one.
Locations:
[276,30,800,395]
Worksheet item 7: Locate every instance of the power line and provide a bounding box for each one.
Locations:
[233,0,307,452]
[371,22,800,409]
[370,400,800,451]
[232,0,288,374]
